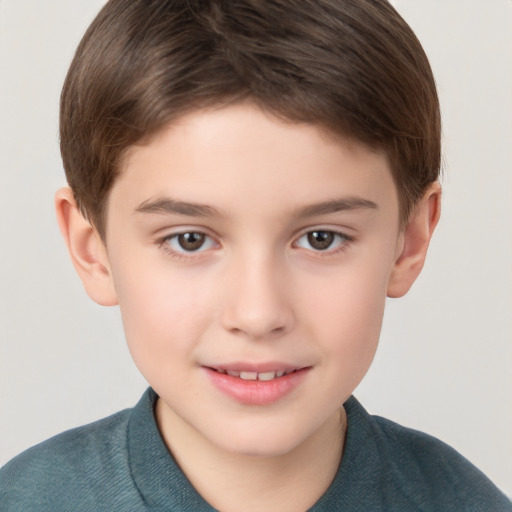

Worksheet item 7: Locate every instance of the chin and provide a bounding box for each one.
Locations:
[221,440,300,459]
[206,421,311,459]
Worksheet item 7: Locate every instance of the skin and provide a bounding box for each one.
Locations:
[56,103,440,511]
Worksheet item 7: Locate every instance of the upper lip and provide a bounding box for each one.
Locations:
[204,362,309,373]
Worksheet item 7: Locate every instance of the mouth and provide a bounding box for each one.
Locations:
[210,368,298,381]
[204,365,311,405]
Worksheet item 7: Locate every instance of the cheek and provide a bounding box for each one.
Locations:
[112,262,216,373]
[313,292,384,403]
[301,258,391,374]
[312,287,385,360]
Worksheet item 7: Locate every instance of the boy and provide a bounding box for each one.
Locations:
[1,0,510,510]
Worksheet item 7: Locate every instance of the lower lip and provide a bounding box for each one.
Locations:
[204,367,310,405]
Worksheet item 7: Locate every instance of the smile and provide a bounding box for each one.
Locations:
[213,369,295,381]
[204,366,310,405]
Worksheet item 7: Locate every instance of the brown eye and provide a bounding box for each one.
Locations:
[307,231,335,250]
[177,232,206,251]
[163,231,217,254]
[295,230,349,252]
[159,231,219,258]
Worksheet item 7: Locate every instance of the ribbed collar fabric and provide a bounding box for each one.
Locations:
[127,388,215,510]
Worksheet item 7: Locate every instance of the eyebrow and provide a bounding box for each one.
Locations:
[135,196,378,218]
[135,198,221,217]
[295,197,378,218]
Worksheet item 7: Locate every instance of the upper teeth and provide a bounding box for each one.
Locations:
[223,370,288,380]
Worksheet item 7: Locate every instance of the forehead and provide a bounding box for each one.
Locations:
[110,103,398,222]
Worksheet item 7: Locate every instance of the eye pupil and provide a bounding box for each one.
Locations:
[178,232,205,251]
[307,231,334,250]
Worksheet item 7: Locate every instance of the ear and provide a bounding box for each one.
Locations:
[55,187,118,306]
[387,182,441,298]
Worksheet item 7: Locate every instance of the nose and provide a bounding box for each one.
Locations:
[220,255,295,341]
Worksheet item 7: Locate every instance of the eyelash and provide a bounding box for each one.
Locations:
[158,231,218,259]
[157,228,353,260]
[293,229,353,256]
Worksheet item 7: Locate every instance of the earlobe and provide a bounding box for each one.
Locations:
[55,187,118,306]
[387,182,441,298]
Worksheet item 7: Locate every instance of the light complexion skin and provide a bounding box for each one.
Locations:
[56,103,440,512]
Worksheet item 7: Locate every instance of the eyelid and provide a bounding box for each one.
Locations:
[156,227,220,257]
[154,224,218,242]
[292,227,354,253]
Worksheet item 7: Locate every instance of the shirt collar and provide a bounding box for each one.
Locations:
[127,388,215,510]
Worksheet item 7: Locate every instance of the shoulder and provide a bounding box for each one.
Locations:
[340,397,512,511]
[0,407,140,511]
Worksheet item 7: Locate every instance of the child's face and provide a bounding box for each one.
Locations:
[103,103,403,457]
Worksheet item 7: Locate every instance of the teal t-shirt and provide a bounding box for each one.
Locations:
[1,388,510,511]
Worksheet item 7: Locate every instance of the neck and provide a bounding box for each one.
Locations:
[155,400,346,512]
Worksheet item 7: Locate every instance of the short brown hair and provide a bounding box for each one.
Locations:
[60,0,441,237]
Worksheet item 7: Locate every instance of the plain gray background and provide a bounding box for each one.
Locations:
[1,0,511,495]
